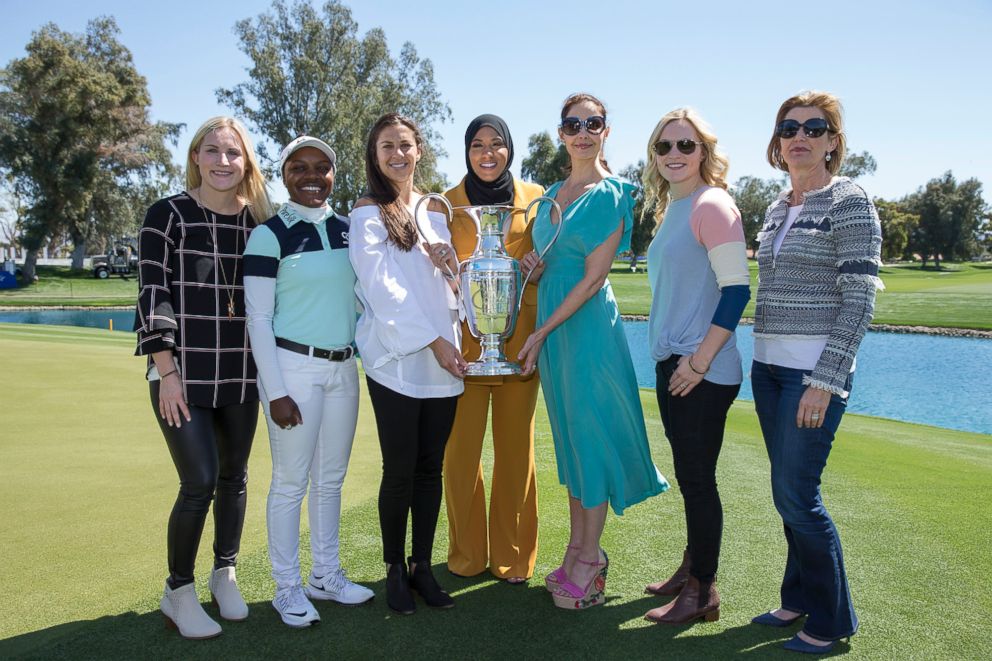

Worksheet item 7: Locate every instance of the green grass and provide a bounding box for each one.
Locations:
[5,262,992,330]
[1,323,989,659]
[610,261,992,330]
[0,265,138,306]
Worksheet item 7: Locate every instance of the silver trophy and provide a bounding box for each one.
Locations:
[413,193,563,376]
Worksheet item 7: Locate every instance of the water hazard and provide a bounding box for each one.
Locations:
[1,309,990,434]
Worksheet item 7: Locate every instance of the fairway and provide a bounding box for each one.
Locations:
[1,323,990,659]
[5,262,992,331]
[610,261,992,330]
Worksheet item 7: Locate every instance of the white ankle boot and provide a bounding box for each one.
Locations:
[161,581,223,640]
[210,566,249,621]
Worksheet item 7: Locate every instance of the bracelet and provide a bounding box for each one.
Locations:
[159,368,178,379]
[687,356,707,375]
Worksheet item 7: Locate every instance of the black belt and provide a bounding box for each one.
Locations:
[276,337,354,361]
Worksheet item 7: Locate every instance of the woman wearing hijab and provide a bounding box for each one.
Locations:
[443,114,545,584]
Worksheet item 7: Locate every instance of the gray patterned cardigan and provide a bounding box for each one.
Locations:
[753,177,884,397]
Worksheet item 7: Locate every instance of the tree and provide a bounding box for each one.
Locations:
[521,132,569,188]
[905,171,987,268]
[217,0,451,211]
[617,161,654,267]
[838,150,878,180]
[730,176,784,251]
[0,17,180,279]
[874,198,919,262]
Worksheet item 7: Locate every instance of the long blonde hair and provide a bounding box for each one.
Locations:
[641,108,729,224]
[185,116,274,223]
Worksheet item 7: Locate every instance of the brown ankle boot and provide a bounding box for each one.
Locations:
[644,549,691,596]
[644,576,720,625]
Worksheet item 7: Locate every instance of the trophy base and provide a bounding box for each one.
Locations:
[464,360,522,377]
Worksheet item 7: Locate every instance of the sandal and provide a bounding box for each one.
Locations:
[551,553,607,610]
[544,544,581,592]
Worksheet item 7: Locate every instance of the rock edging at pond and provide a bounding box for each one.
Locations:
[619,316,992,339]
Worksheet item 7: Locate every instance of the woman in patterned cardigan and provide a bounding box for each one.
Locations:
[748,91,883,655]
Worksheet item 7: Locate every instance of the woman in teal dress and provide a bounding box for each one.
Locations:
[518,93,667,610]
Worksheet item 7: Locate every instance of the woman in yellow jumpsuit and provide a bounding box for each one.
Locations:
[444,114,544,583]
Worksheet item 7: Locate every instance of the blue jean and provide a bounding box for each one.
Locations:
[751,360,858,641]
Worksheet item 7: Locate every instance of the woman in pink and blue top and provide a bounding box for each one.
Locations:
[640,109,750,625]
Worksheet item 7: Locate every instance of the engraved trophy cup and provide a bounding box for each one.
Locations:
[412,194,564,376]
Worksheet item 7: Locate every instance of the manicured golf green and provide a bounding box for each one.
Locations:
[0,266,139,307]
[610,261,992,330]
[1,323,989,659]
[4,262,992,330]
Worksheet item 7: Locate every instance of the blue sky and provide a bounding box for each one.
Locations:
[3,0,991,204]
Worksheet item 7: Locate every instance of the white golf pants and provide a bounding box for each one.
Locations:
[259,348,359,590]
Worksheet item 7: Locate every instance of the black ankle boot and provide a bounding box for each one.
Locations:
[386,563,415,615]
[408,557,454,609]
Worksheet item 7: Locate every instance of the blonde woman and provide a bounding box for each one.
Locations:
[640,109,750,625]
[135,116,273,639]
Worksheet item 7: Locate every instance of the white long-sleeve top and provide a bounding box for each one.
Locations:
[349,204,463,398]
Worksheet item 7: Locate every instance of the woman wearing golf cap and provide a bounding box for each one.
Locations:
[245,136,374,628]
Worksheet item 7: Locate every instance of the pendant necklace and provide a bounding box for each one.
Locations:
[195,194,242,320]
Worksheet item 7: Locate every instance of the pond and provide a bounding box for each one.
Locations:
[1,309,990,435]
[623,321,991,436]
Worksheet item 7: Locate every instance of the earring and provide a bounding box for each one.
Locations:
[825,153,832,162]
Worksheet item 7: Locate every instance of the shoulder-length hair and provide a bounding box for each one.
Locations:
[185,116,273,223]
[641,107,729,224]
[559,92,611,175]
[363,113,424,251]
[766,90,846,176]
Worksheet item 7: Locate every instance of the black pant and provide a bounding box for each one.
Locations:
[366,376,458,565]
[655,357,740,582]
[150,383,258,588]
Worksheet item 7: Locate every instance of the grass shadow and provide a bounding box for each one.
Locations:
[1,570,837,661]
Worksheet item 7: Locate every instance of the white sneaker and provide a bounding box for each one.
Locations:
[307,568,375,605]
[209,566,249,621]
[272,585,320,628]
[161,581,223,640]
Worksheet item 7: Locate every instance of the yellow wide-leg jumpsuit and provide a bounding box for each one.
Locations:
[443,178,544,579]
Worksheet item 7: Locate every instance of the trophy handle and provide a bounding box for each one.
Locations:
[412,193,458,282]
[462,207,485,257]
[517,196,564,312]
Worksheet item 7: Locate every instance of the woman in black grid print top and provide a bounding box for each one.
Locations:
[134,116,273,640]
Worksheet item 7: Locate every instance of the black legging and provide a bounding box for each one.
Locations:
[655,356,740,582]
[366,376,458,565]
[150,382,258,588]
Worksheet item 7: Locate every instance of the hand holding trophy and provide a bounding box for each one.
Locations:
[412,193,563,375]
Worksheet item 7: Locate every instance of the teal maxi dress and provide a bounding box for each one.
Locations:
[532,177,668,515]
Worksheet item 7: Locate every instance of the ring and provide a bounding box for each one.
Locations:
[680,383,687,389]
[811,413,820,419]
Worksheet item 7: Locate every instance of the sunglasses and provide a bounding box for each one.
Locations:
[560,115,607,136]
[775,118,830,139]
[653,139,703,156]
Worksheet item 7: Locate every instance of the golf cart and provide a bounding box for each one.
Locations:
[92,241,138,279]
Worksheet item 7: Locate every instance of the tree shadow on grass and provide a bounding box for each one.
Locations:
[0,567,850,660]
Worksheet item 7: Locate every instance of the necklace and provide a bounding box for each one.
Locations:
[555,178,599,216]
[193,192,243,320]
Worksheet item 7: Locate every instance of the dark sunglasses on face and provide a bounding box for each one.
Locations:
[653,139,703,156]
[775,118,830,139]
[560,115,607,136]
